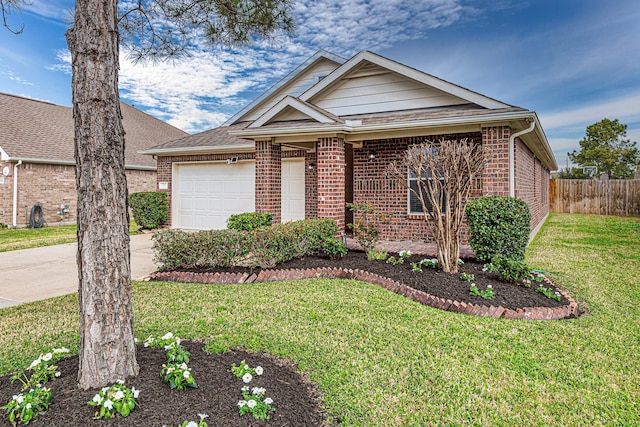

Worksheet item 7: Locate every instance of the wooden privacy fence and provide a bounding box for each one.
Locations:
[550,179,640,216]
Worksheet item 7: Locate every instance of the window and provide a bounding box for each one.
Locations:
[408,169,446,215]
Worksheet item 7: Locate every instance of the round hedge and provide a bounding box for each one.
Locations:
[465,196,531,262]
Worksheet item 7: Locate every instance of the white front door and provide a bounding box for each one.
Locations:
[281,158,305,223]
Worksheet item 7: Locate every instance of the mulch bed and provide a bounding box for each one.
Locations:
[167,251,571,312]
[0,341,326,427]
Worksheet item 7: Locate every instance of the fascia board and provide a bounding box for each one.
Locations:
[249,96,337,128]
[139,144,255,156]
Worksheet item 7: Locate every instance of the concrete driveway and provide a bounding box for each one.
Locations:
[0,233,158,308]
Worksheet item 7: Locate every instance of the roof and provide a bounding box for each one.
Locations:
[0,92,188,169]
[144,50,557,170]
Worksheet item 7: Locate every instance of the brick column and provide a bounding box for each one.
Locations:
[317,136,345,232]
[305,151,318,219]
[481,126,510,196]
[255,140,282,223]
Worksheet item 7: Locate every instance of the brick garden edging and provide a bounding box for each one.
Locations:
[150,267,578,321]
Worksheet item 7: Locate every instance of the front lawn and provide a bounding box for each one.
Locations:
[0,221,141,252]
[0,213,638,426]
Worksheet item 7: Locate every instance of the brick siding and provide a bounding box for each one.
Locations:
[0,160,155,227]
[515,138,550,231]
[317,136,346,232]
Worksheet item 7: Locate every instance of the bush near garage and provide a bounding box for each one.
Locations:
[129,192,169,230]
[152,218,345,270]
[227,212,274,231]
[465,196,531,262]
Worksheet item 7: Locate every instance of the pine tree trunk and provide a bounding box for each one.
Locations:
[66,0,139,390]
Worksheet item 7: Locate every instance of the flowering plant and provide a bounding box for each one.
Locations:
[166,344,191,364]
[144,332,180,349]
[174,413,209,427]
[87,380,139,419]
[2,385,52,426]
[536,285,561,301]
[459,272,475,282]
[231,360,263,384]
[237,386,275,420]
[386,250,412,265]
[411,258,438,272]
[161,362,198,390]
[470,283,495,300]
[11,348,68,390]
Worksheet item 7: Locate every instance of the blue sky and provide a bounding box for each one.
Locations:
[1,0,639,169]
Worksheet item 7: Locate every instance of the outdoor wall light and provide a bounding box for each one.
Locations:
[369,150,376,159]
[308,162,315,170]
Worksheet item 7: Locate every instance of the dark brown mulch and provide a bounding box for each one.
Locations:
[176,251,569,311]
[0,341,326,427]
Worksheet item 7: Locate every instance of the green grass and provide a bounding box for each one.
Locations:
[0,221,141,252]
[0,213,638,426]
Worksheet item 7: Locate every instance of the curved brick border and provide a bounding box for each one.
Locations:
[149,268,578,321]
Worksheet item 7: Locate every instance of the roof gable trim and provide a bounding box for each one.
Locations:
[300,51,511,110]
[249,96,339,128]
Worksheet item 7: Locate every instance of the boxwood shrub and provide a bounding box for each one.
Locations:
[227,212,274,231]
[129,192,168,230]
[152,218,344,270]
[465,196,531,262]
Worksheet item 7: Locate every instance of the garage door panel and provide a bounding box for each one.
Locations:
[175,162,255,230]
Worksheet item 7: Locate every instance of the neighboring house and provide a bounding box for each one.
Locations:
[0,93,188,227]
[143,50,558,242]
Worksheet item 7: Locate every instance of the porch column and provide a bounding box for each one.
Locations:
[255,140,282,223]
[481,126,510,196]
[316,136,346,233]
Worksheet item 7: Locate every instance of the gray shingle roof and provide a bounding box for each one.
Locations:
[141,122,253,153]
[0,92,188,168]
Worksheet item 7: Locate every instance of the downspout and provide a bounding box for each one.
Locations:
[12,160,22,227]
[509,121,536,197]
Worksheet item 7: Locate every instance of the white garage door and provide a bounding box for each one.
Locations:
[281,158,305,223]
[174,161,255,230]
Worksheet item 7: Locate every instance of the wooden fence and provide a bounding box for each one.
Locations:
[550,179,640,216]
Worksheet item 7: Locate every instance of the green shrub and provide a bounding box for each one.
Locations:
[227,212,273,231]
[321,237,347,260]
[465,196,531,262]
[129,192,168,230]
[152,218,341,270]
[152,229,252,270]
[486,254,530,283]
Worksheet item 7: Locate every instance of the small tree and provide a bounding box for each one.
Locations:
[569,118,639,179]
[388,139,484,273]
[347,202,390,259]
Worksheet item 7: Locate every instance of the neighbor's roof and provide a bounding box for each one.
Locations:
[0,92,188,169]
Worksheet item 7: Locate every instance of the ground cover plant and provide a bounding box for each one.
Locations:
[0,213,638,425]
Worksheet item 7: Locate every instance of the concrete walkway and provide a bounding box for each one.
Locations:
[0,233,158,309]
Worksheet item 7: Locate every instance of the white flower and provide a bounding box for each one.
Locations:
[237,400,247,407]
[16,395,24,404]
[29,358,41,369]
[53,347,70,354]
[117,379,125,385]
[92,394,103,405]
[132,387,140,399]
[183,370,190,379]
[55,372,61,377]
[113,390,125,400]
[487,285,492,289]
[242,373,253,383]
[264,397,273,405]
[252,387,266,395]
[42,353,53,362]
[179,362,188,370]
[247,399,257,408]
[103,399,114,410]
[25,403,32,409]
[176,338,181,345]
[241,386,249,392]
[186,422,198,427]
[161,332,174,340]
[134,338,139,343]
[255,366,263,375]
[101,387,109,393]
[198,413,209,420]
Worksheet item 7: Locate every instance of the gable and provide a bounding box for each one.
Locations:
[230,53,345,124]
[310,61,471,117]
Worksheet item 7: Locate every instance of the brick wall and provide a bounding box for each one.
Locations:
[305,151,318,219]
[0,161,155,227]
[353,133,482,243]
[515,138,550,231]
[481,126,510,196]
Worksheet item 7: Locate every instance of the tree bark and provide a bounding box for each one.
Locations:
[66,0,139,389]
